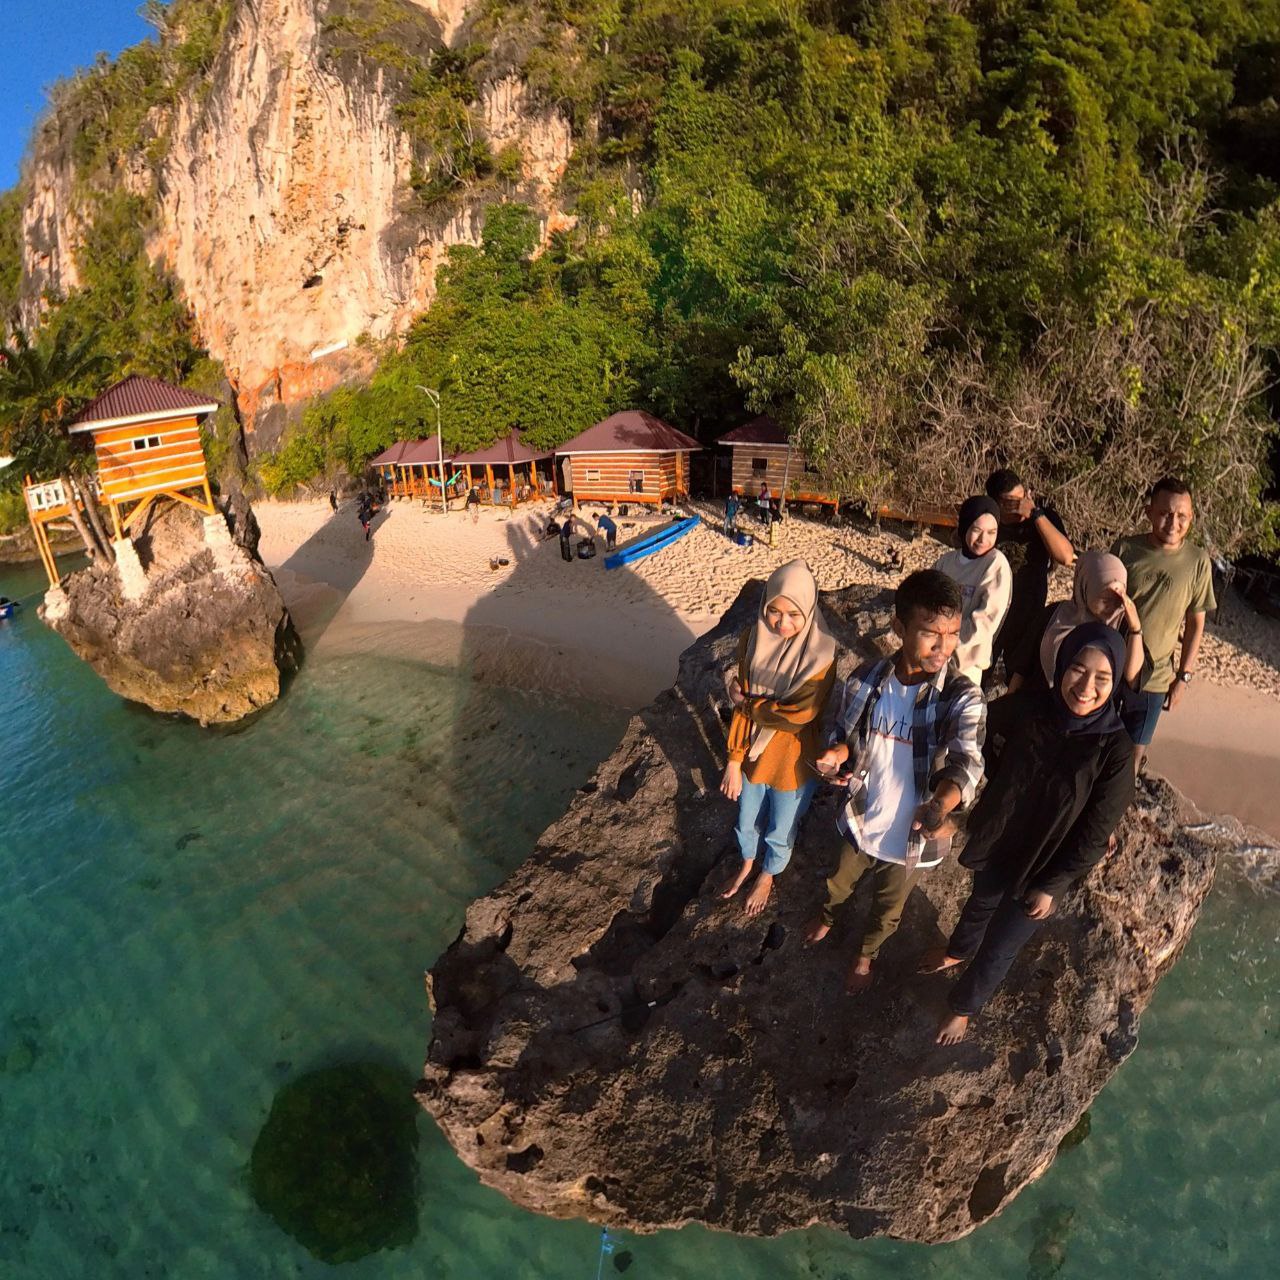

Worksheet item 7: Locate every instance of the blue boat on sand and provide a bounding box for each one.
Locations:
[603,516,699,570]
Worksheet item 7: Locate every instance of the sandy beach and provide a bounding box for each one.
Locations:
[256,495,1280,840]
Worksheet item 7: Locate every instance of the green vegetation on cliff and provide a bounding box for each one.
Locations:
[4,0,1280,548]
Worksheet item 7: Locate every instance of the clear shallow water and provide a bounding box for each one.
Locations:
[0,558,1276,1279]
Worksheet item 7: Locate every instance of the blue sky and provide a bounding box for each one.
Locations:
[1,1,153,189]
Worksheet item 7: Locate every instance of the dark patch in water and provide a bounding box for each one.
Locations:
[250,1062,419,1264]
[1027,1204,1074,1278]
[613,1249,634,1272]
[175,831,202,850]
[1057,1110,1091,1152]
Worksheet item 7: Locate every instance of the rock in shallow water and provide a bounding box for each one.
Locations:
[40,497,299,725]
[418,583,1225,1242]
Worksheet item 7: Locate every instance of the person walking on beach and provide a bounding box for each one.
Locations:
[596,512,618,552]
[466,485,482,524]
[724,492,740,537]
[1110,477,1215,774]
[1004,550,1144,696]
[985,469,1074,682]
[328,488,338,513]
[720,561,837,918]
[357,494,373,541]
[932,496,1013,685]
[806,571,986,993]
[923,623,1137,1044]
[559,515,575,563]
[757,481,773,525]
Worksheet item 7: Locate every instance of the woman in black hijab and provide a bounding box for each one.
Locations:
[921,622,1137,1043]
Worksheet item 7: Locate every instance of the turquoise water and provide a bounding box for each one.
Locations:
[1,557,1276,1279]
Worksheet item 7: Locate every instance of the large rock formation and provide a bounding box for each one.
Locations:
[41,493,299,725]
[418,583,1225,1243]
[19,0,573,446]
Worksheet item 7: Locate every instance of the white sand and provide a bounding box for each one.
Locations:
[256,495,1280,837]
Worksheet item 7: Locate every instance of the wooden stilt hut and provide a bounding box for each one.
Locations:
[22,476,88,588]
[370,438,454,500]
[555,411,699,507]
[451,429,554,507]
[718,414,838,509]
[65,375,220,541]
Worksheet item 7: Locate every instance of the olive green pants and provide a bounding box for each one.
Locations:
[821,843,921,958]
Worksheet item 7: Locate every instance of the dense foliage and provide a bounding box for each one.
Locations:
[5,0,1280,549]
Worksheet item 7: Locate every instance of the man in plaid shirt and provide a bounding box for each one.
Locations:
[805,570,987,993]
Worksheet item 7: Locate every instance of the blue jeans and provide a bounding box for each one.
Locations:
[1131,688,1164,746]
[735,778,817,876]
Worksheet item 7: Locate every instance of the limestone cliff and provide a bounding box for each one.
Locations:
[41,493,299,725]
[419,583,1225,1243]
[19,0,573,448]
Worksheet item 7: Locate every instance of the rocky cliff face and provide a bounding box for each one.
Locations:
[20,0,573,447]
[418,583,1225,1243]
[41,493,300,725]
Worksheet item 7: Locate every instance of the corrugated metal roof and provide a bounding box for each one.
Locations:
[718,414,787,446]
[369,438,451,466]
[556,410,701,454]
[68,375,219,432]
[452,429,553,466]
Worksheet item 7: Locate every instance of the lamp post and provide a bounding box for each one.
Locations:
[415,385,447,513]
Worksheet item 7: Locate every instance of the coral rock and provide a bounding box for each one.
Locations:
[418,583,1223,1242]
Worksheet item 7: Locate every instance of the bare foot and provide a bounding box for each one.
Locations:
[936,1012,970,1044]
[917,947,965,975]
[845,955,873,994]
[803,916,830,945]
[743,872,774,917]
[719,861,753,900]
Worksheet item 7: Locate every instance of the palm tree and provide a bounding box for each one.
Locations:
[0,324,115,563]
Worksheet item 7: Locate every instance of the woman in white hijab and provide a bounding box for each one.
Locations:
[720,559,838,916]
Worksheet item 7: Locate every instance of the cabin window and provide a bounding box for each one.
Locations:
[584,467,601,482]
[628,470,645,493]
[131,435,162,451]
[751,457,769,474]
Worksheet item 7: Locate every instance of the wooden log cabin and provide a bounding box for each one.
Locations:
[556,411,699,507]
[452,429,555,507]
[67,375,219,541]
[370,438,454,500]
[719,414,839,508]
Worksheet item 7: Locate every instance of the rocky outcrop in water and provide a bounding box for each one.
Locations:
[41,493,299,725]
[19,0,573,447]
[418,583,1225,1243]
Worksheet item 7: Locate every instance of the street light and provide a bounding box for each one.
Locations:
[415,385,448,513]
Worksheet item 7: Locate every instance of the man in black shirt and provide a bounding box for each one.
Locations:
[985,469,1074,682]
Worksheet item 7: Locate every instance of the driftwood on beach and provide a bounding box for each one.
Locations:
[418,583,1224,1243]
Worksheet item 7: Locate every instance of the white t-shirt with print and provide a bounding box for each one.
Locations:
[855,673,919,866]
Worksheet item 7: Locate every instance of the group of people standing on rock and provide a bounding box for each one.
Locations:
[719,472,1215,1043]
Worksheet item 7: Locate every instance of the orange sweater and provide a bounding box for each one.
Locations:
[726,631,836,791]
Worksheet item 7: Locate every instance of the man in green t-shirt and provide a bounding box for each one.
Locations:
[1111,477,1216,774]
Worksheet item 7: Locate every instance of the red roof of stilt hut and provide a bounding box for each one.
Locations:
[556,411,700,454]
[369,438,451,466]
[452,429,553,466]
[718,414,787,446]
[68,375,219,434]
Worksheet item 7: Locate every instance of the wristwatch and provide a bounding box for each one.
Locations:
[1175,670,1194,684]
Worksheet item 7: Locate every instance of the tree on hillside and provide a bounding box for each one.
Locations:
[0,326,116,563]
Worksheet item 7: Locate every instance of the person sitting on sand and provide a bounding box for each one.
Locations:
[932,496,1012,685]
[806,571,986,994]
[720,560,838,918]
[1005,550,1144,696]
[1110,477,1215,775]
[923,622,1137,1044]
[596,512,618,552]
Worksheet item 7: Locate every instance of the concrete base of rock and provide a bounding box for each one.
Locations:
[418,583,1225,1243]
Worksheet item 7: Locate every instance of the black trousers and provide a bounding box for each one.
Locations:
[947,866,1044,1017]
